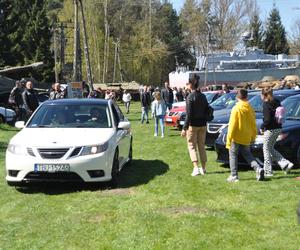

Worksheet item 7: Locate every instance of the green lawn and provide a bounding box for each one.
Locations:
[1,102,300,250]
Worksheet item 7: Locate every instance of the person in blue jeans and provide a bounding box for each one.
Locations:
[152,91,167,137]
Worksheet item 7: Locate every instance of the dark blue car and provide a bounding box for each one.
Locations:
[215,93,300,166]
[206,89,300,147]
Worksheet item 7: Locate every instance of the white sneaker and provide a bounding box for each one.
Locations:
[191,167,199,176]
[199,167,205,175]
[227,175,239,183]
[284,162,294,174]
[161,134,164,138]
[256,168,265,181]
[154,133,158,137]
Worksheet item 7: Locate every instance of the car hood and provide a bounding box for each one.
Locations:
[213,108,232,118]
[9,128,115,147]
[211,111,264,124]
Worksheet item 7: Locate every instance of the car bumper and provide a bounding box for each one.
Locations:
[5,150,113,184]
[205,132,219,147]
[165,116,181,128]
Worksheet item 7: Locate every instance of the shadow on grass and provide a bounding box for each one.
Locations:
[15,159,169,195]
[0,125,18,132]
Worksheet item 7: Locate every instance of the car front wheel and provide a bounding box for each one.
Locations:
[109,149,119,187]
[0,114,5,124]
[296,144,300,165]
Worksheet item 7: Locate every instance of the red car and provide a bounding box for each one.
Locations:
[165,105,186,129]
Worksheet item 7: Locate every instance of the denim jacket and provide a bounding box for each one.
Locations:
[151,100,167,117]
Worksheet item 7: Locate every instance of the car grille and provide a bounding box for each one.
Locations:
[207,123,227,133]
[38,148,69,159]
[24,172,83,182]
[69,147,82,157]
[27,148,35,157]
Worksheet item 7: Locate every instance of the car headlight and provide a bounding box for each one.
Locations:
[80,142,109,156]
[254,135,264,145]
[7,144,27,155]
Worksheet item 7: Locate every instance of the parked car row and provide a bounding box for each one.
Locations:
[164,88,300,167]
[215,93,300,166]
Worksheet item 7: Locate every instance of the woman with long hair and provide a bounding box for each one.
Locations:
[260,87,294,177]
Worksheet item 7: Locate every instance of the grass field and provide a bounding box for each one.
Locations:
[1,101,300,250]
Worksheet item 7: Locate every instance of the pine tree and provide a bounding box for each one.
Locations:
[20,0,54,82]
[264,7,289,55]
[247,14,264,48]
[1,0,54,82]
[154,2,192,79]
[0,1,15,66]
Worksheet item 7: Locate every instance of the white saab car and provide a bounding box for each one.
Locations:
[6,99,132,186]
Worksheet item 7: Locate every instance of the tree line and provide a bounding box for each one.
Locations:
[0,0,296,84]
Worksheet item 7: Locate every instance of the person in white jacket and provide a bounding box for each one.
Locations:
[151,91,167,137]
[122,90,132,114]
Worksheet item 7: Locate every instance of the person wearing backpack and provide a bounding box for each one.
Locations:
[260,87,294,177]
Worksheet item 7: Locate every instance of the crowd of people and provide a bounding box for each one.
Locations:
[8,76,295,182]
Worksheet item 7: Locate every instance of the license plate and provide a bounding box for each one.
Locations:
[166,118,172,122]
[34,164,70,172]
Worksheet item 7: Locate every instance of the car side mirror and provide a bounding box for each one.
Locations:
[118,121,130,130]
[15,121,25,129]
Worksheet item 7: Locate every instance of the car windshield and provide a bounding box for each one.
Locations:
[203,92,216,103]
[249,93,295,113]
[226,93,258,109]
[27,103,112,128]
[282,97,300,120]
[249,95,263,112]
[211,92,236,108]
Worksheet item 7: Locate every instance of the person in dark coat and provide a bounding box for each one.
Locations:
[22,81,39,120]
[181,77,209,176]
[161,81,174,110]
[9,80,24,121]
[140,85,151,124]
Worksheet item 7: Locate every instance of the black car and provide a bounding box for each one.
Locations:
[206,89,300,147]
[205,90,261,147]
[215,94,300,166]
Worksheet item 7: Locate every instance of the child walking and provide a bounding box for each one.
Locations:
[260,87,294,177]
[226,89,264,182]
[151,91,167,138]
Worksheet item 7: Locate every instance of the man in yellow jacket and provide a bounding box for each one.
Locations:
[226,89,264,182]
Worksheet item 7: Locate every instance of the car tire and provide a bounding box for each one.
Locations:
[0,114,5,124]
[109,149,119,188]
[7,181,23,187]
[297,145,300,165]
[127,137,133,165]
